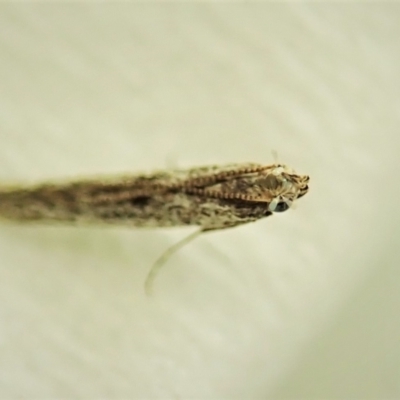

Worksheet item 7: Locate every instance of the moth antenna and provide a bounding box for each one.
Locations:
[271,149,279,163]
[145,229,202,296]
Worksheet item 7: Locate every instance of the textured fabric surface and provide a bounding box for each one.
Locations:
[0,4,399,398]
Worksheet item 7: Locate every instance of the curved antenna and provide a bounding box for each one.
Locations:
[271,149,279,163]
[145,229,202,296]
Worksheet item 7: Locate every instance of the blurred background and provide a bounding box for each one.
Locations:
[0,3,399,398]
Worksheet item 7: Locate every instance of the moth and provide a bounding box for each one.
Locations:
[0,163,310,293]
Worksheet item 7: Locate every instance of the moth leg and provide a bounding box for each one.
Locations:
[144,222,249,296]
[201,221,249,233]
[144,229,202,296]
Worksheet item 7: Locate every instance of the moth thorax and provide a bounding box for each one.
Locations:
[260,174,282,192]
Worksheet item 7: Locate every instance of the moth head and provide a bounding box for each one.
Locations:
[261,165,309,213]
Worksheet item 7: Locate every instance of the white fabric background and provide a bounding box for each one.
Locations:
[0,3,399,399]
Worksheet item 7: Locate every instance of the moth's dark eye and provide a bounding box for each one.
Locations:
[274,202,289,212]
